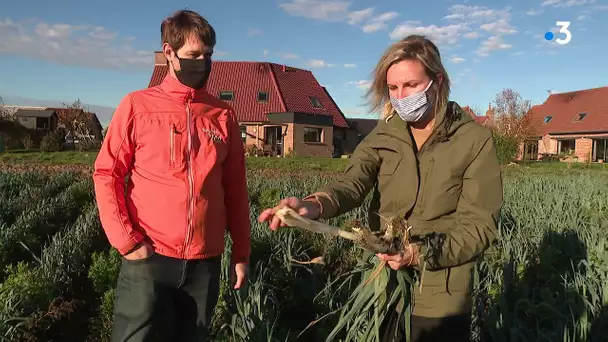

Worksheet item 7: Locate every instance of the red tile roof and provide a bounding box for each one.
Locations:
[462,106,489,125]
[527,86,608,136]
[148,58,349,128]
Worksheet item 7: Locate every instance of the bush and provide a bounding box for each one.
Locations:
[492,132,519,165]
[40,132,64,152]
[76,139,101,152]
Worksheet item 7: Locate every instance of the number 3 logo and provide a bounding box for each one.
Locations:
[555,21,571,45]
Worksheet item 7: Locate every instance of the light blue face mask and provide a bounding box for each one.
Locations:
[389,80,433,123]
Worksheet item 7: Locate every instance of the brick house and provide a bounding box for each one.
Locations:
[148,52,350,158]
[522,86,608,163]
[462,105,494,126]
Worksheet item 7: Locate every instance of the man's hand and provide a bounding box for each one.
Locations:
[376,243,420,270]
[231,262,248,289]
[123,242,155,260]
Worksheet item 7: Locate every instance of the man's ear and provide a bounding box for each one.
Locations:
[162,43,174,62]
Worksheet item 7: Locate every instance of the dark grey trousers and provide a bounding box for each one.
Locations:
[380,309,471,342]
[110,253,222,342]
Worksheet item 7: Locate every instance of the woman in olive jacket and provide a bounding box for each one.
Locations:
[259,34,504,342]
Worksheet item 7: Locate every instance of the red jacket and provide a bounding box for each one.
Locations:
[93,75,251,264]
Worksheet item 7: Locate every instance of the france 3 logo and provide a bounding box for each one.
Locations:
[544,21,571,45]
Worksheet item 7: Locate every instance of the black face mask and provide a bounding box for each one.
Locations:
[174,57,212,89]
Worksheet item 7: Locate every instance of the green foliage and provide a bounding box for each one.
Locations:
[0,164,605,341]
[0,262,55,319]
[40,131,64,152]
[88,249,121,295]
[492,132,520,165]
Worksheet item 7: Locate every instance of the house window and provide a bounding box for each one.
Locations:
[240,126,246,144]
[303,127,323,143]
[257,91,269,102]
[219,91,234,101]
[35,117,50,130]
[543,116,552,123]
[309,96,323,108]
[575,112,587,121]
[558,139,576,155]
[593,139,607,162]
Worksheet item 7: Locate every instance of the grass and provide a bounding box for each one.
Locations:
[0,152,607,341]
[2,150,608,175]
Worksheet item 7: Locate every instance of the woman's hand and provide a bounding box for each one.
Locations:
[258,196,321,231]
[376,243,420,270]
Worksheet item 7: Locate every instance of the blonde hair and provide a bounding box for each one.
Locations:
[365,35,451,120]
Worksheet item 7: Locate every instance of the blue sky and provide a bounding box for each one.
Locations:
[1,0,607,119]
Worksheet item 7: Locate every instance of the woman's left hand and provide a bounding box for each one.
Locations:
[376,243,420,270]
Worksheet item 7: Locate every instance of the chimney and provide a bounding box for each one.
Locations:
[486,103,494,119]
[154,51,167,65]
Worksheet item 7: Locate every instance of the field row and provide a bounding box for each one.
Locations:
[0,168,606,341]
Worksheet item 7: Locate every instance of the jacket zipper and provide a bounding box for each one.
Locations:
[417,157,434,215]
[170,125,175,166]
[183,94,195,258]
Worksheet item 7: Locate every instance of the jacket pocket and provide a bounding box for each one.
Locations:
[133,117,186,171]
[379,155,402,175]
[169,124,183,169]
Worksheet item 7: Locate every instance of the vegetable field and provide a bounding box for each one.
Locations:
[0,166,606,341]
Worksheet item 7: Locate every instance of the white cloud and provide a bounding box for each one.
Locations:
[526,9,543,15]
[344,63,356,68]
[278,1,398,33]
[363,22,387,33]
[263,49,269,56]
[0,18,152,70]
[475,36,512,56]
[389,21,469,45]
[362,11,399,33]
[542,0,596,7]
[279,0,353,22]
[347,8,374,25]
[348,80,371,89]
[510,51,525,56]
[480,19,517,35]
[308,59,336,68]
[464,31,480,39]
[443,4,510,22]
[449,55,466,64]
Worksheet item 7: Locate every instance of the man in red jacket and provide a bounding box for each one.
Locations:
[93,9,251,341]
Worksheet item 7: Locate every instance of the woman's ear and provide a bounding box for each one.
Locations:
[436,73,444,85]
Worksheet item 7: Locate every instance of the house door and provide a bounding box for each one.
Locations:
[264,126,282,156]
[523,140,539,161]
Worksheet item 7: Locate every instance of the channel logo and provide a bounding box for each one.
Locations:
[544,21,571,45]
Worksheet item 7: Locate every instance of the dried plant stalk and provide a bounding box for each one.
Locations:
[274,207,411,255]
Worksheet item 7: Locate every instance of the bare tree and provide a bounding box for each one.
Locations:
[0,97,11,119]
[491,89,534,142]
[57,99,96,142]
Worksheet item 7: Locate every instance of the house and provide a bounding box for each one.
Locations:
[340,118,379,155]
[522,86,608,163]
[48,107,104,141]
[148,52,350,158]
[462,105,494,126]
[13,108,58,131]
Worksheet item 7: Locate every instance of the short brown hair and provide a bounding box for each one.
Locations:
[160,10,216,50]
[366,35,451,119]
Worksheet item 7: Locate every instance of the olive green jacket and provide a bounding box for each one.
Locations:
[308,102,504,318]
